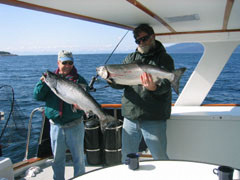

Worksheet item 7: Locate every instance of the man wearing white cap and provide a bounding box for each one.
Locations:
[34,50,88,180]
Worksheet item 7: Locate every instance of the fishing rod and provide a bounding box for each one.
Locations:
[89,30,129,91]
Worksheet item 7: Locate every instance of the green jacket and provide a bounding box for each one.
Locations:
[33,72,88,125]
[113,40,174,121]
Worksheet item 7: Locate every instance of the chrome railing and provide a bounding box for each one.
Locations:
[23,107,45,160]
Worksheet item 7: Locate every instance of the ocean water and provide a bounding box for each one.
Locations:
[0,53,239,163]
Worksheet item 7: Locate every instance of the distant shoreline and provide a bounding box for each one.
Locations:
[0,51,17,56]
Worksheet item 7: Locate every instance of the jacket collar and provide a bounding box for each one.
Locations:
[135,40,166,57]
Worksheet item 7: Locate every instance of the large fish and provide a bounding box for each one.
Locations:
[96,63,186,95]
[43,71,116,130]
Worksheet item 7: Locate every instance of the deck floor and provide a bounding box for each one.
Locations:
[15,152,153,180]
[15,157,102,180]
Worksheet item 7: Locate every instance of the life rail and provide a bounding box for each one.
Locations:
[23,107,45,161]
[23,104,240,161]
[101,104,240,108]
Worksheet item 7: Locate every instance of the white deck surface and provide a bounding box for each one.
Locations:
[15,156,102,180]
[11,157,240,180]
[15,154,153,180]
[77,160,240,180]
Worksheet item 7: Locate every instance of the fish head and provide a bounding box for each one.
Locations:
[96,66,108,79]
[44,71,58,88]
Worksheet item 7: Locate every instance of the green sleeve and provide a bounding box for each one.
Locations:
[33,80,51,101]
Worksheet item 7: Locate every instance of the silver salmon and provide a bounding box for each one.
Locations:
[96,64,186,95]
[43,71,116,130]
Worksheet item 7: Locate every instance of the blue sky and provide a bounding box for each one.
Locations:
[0,4,172,55]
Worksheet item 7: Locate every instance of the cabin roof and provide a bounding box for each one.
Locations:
[1,0,240,43]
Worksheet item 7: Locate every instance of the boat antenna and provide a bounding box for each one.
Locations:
[89,30,129,91]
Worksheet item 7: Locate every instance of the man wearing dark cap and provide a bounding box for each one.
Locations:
[109,24,175,162]
[34,50,88,180]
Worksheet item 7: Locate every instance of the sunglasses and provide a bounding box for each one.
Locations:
[62,61,73,65]
[135,35,151,44]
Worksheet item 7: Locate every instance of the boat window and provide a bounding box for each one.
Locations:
[168,43,204,102]
[203,44,240,104]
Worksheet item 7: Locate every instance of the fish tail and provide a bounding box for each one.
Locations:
[99,114,119,132]
[172,67,187,95]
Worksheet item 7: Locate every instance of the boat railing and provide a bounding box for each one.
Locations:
[101,104,122,120]
[22,104,239,161]
[23,107,45,161]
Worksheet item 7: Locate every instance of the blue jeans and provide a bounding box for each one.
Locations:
[121,118,169,163]
[50,120,85,180]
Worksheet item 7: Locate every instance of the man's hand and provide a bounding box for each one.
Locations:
[106,79,113,84]
[73,104,82,111]
[40,75,45,82]
[140,72,157,91]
